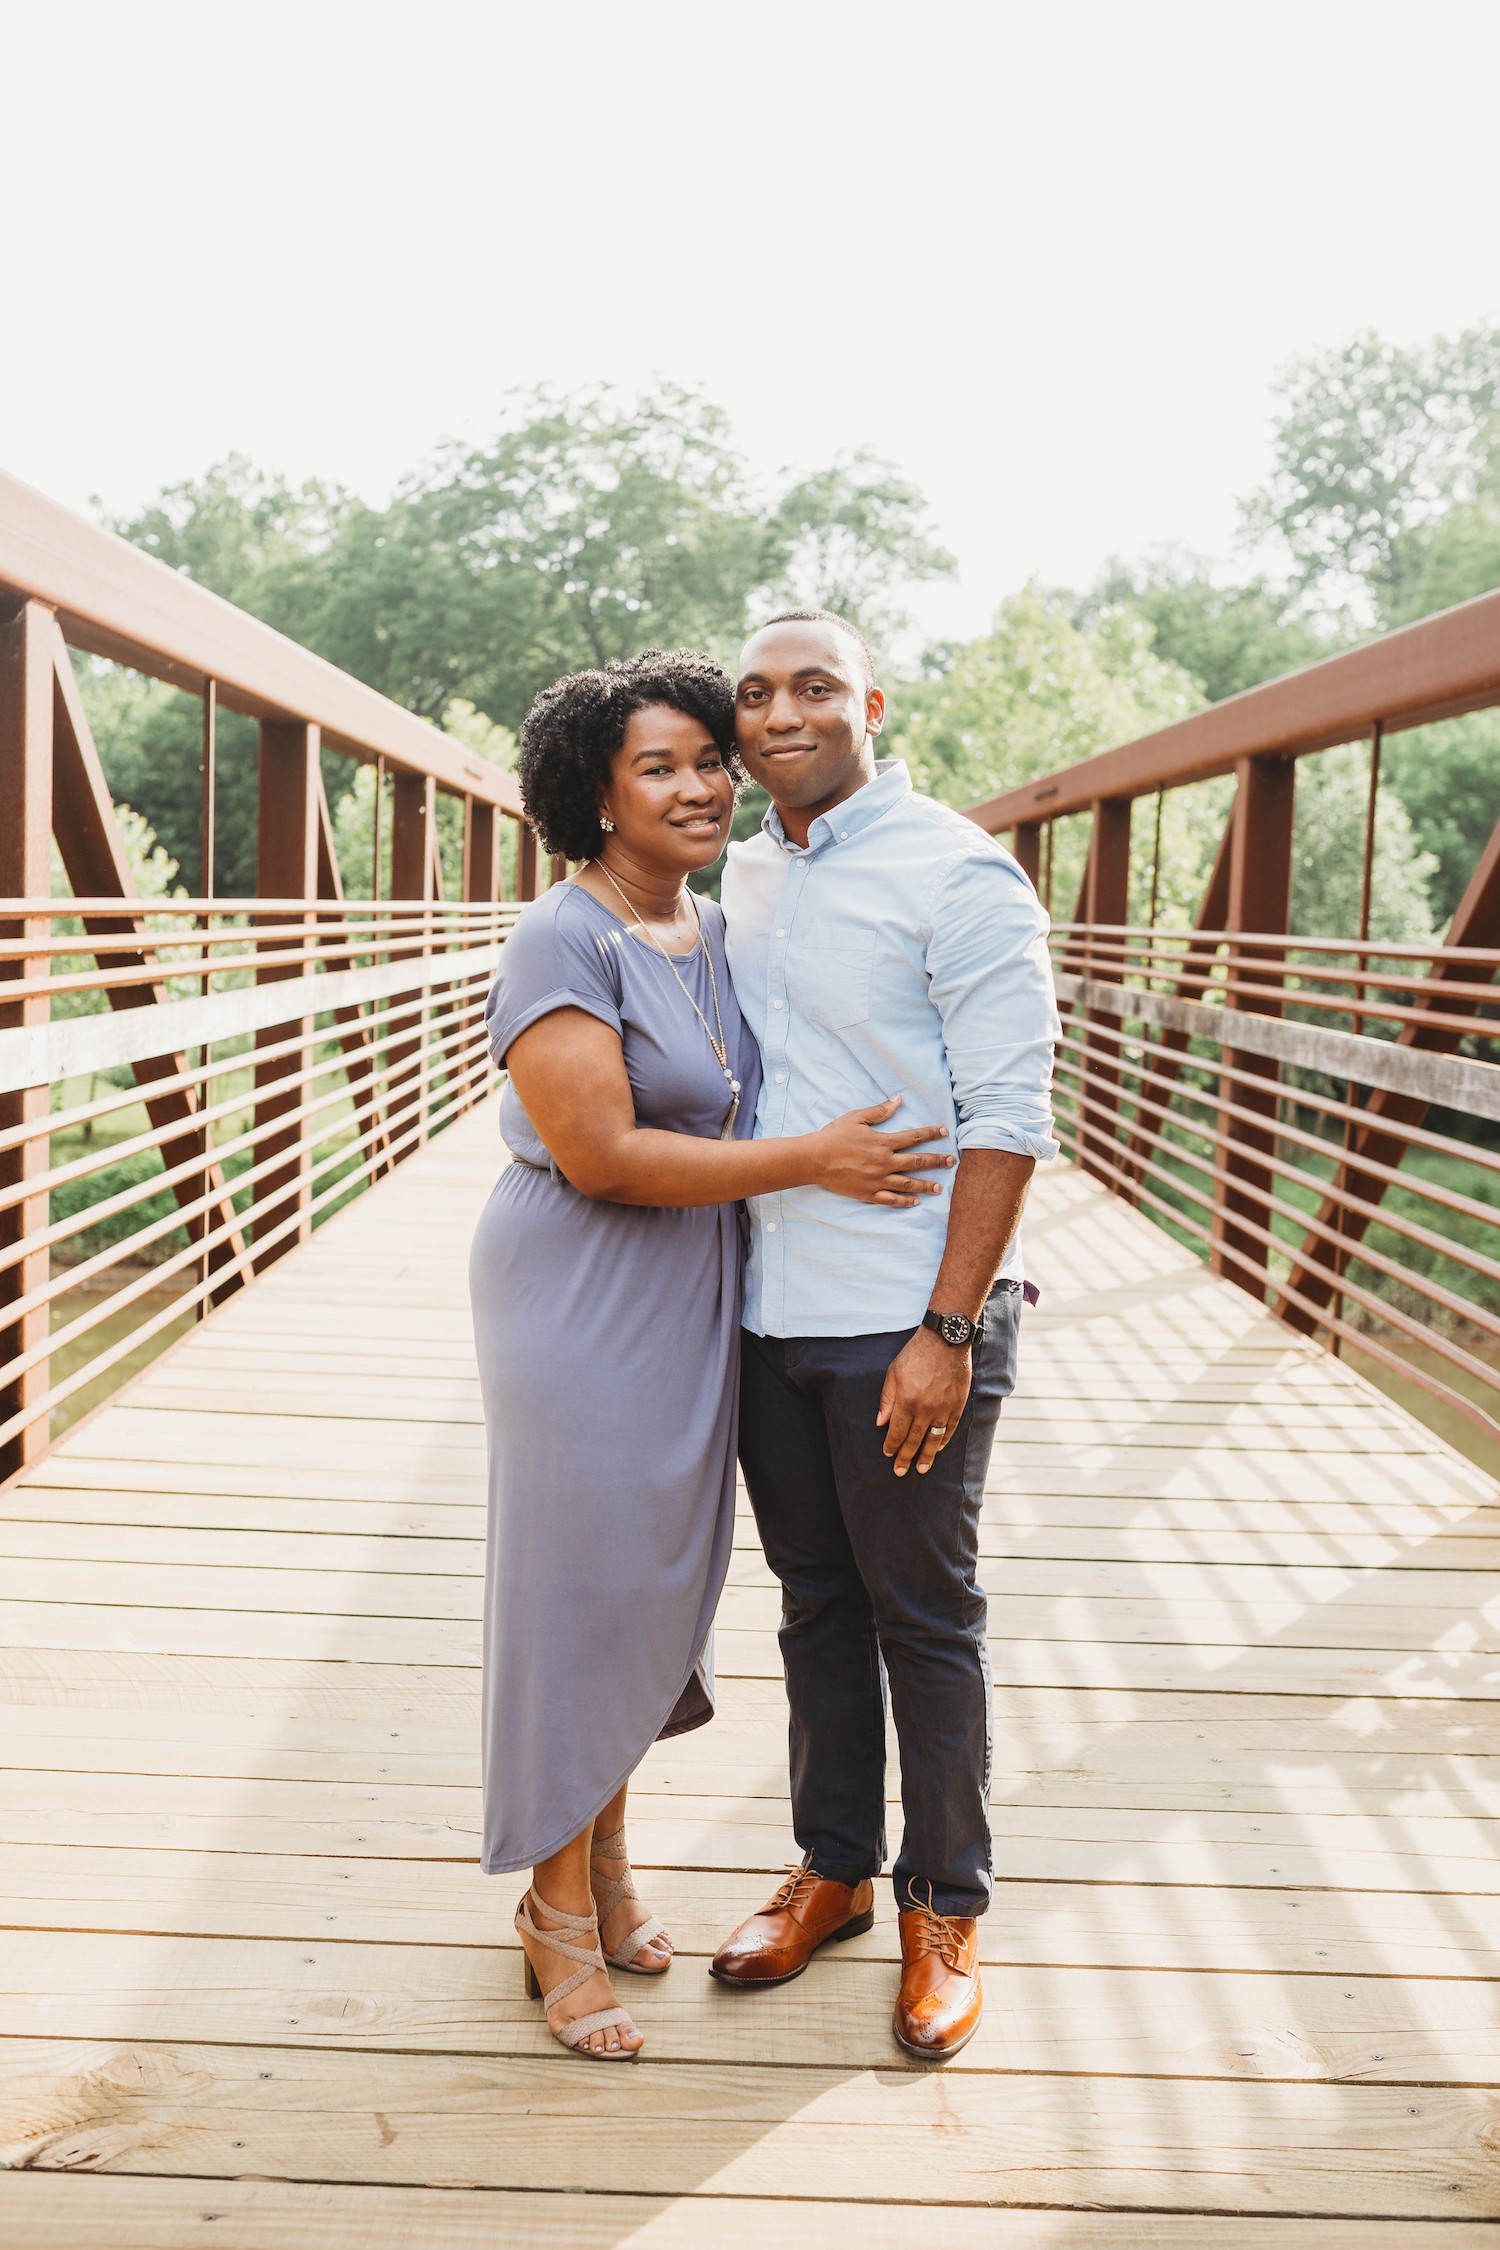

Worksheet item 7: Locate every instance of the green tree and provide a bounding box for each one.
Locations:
[1383,712,1500,927]
[100,387,954,885]
[1386,477,1500,627]
[886,588,1213,921]
[1244,324,1500,626]
[106,453,352,613]
[1076,548,1331,702]
[1291,745,1437,944]
[267,386,953,731]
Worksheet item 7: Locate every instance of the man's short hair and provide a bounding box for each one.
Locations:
[752,608,876,693]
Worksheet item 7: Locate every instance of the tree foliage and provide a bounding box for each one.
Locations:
[1243,324,1500,627]
[886,588,1216,922]
[98,386,953,888]
[1075,548,1329,703]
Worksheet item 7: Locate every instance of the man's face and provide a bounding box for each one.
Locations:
[735,620,884,817]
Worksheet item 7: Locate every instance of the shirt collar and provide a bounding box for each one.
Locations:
[760,757,913,856]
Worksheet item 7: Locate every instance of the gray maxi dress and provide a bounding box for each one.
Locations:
[469,882,761,1875]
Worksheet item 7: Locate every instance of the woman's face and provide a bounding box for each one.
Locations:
[599,705,736,873]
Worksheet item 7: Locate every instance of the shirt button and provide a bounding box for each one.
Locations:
[775,929,786,938]
[771,998,784,1009]
[838,830,848,839]
[766,1222,779,1234]
[774,1071,787,1083]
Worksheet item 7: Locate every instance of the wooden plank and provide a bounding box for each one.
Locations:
[7,1771,1500,1891]
[12,1552,1500,1652]
[6,1598,1498,1697]
[6,1925,1500,2083]
[12,2176,1497,2250]
[5,1844,1499,1979]
[5,2040,1500,2215]
[8,1705,1500,1822]
[4,1646,1491,1747]
[11,1523,1498,1622]
[4,1118,1499,2235]
[9,1490,1500,1569]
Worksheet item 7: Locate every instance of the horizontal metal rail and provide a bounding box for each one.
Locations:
[968,582,1500,833]
[0,896,506,1479]
[0,469,521,810]
[1048,934,1500,1462]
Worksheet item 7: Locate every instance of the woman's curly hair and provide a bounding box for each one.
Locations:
[517,649,742,862]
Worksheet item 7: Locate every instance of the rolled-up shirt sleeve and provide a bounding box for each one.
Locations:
[926,853,1061,1161]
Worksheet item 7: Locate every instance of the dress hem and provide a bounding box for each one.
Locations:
[478,1635,718,1878]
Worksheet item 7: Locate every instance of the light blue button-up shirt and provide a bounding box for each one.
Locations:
[722,759,1060,1339]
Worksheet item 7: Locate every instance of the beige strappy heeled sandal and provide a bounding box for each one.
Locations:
[514,1887,642,2060]
[590,1824,673,1975]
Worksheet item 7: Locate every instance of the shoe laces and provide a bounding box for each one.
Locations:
[907,1880,968,1970]
[768,1860,824,1916]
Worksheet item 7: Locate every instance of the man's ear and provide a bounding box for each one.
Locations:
[866,685,886,739]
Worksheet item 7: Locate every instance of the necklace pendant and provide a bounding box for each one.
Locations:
[719,1091,740,1141]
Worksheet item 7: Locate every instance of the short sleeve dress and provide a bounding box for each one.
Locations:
[468,881,762,1874]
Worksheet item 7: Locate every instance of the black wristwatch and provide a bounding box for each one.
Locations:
[923,1307,977,1349]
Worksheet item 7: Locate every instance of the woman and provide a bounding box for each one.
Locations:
[470,649,952,2061]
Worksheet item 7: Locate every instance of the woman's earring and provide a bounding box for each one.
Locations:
[599,816,615,833]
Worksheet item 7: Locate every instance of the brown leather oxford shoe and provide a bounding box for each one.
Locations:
[710,1862,875,1988]
[893,1902,983,2060]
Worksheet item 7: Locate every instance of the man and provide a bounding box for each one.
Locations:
[712,609,1059,2060]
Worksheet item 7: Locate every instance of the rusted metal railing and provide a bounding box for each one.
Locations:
[1044,920,1500,1456]
[0,471,541,1483]
[967,584,1500,1468]
[0,897,517,1469]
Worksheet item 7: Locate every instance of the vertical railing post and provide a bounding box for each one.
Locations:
[1013,821,1042,888]
[464,797,497,905]
[461,796,499,1112]
[389,771,435,1155]
[200,678,217,900]
[254,719,318,1270]
[1078,796,1132,1186]
[1211,754,1295,1298]
[0,599,54,1479]
[517,821,539,902]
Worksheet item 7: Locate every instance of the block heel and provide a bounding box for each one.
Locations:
[514,1887,642,2061]
[833,1908,876,1940]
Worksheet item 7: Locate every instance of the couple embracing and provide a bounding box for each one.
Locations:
[469,610,1059,2065]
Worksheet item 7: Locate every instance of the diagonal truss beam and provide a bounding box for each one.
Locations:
[50,624,248,1296]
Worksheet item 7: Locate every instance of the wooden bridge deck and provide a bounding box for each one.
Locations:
[3,1099,1500,2246]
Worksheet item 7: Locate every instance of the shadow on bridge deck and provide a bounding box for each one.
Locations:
[2,1102,1499,2246]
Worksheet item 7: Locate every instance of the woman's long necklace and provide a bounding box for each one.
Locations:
[591,861,741,1139]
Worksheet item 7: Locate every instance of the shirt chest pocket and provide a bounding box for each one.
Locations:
[788,925,877,1031]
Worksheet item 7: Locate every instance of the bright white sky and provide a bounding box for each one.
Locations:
[3,0,1497,643]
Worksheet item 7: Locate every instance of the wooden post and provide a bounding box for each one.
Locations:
[0,600,53,1478]
[254,719,319,1269]
[1211,754,1295,1298]
[1078,796,1132,1187]
[1013,821,1042,887]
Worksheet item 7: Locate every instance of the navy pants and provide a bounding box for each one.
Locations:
[738,1284,1020,1918]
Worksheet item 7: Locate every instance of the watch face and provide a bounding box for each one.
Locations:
[939,1313,973,1346]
